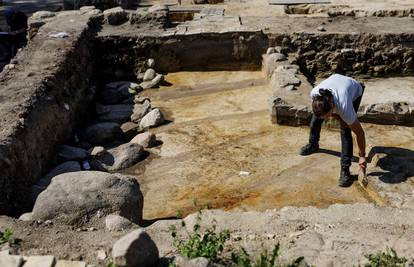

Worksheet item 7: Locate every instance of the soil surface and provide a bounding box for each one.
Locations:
[121,71,414,220]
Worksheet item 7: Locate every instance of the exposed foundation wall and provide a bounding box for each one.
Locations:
[268,33,414,78]
[0,12,99,215]
[93,32,269,83]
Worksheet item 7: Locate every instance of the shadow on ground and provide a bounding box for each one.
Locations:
[368,146,414,184]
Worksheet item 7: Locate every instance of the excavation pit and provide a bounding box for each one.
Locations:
[0,7,413,221]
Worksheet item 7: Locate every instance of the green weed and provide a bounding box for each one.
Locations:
[169,211,230,261]
[364,248,408,267]
[231,244,305,267]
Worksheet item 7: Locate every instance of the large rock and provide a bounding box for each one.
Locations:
[139,109,165,129]
[105,214,134,231]
[96,104,134,123]
[99,81,140,105]
[104,7,128,25]
[112,229,159,267]
[32,171,143,224]
[81,122,123,146]
[130,132,156,148]
[131,100,152,123]
[58,145,88,161]
[90,143,145,171]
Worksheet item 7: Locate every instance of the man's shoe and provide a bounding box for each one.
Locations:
[339,166,353,187]
[299,143,319,156]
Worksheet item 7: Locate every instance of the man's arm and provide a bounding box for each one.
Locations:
[349,119,366,170]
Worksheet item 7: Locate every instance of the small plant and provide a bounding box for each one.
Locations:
[106,262,118,267]
[0,228,14,245]
[364,248,407,267]
[169,211,230,261]
[231,244,305,267]
[0,228,21,246]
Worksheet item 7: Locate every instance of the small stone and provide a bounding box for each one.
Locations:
[131,100,152,123]
[134,95,151,104]
[121,122,140,139]
[18,212,33,221]
[139,109,165,129]
[32,11,55,20]
[175,255,211,267]
[80,6,96,11]
[58,145,88,161]
[44,220,53,226]
[130,132,156,148]
[140,74,164,89]
[88,227,97,232]
[341,48,353,53]
[100,81,139,105]
[81,122,123,146]
[317,26,326,32]
[147,58,155,68]
[96,104,134,123]
[88,146,106,157]
[90,143,145,171]
[23,255,56,267]
[266,47,276,55]
[128,87,137,94]
[105,214,133,231]
[97,250,107,260]
[112,229,159,267]
[104,7,127,25]
[148,4,168,12]
[270,53,287,62]
[143,69,156,82]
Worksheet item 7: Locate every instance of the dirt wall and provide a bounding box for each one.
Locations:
[0,11,100,215]
[93,31,268,83]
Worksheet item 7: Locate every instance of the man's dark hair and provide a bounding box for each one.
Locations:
[312,88,333,118]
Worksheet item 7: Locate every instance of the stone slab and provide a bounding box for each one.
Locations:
[23,255,55,267]
[55,260,86,267]
[270,64,414,127]
[0,254,23,267]
[269,0,330,4]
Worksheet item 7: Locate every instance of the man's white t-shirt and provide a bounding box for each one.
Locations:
[310,74,363,125]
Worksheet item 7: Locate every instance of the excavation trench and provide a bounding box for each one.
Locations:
[1,11,414,220]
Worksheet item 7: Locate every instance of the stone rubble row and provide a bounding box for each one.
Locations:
[27,57,165,223]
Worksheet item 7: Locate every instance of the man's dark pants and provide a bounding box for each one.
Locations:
[308,87,364,168]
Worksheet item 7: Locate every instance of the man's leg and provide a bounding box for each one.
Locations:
[339,90,364,186]
[340,126,353,168]
[300,114,323,156]
[309,114,324,145]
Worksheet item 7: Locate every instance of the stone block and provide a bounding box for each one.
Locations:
[23,255,55,267]
[0,254,23,267]
[55,260,86,267]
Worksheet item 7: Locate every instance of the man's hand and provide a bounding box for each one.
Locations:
[359,156,367,172]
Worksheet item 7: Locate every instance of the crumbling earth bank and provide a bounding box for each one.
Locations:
[0,10,101,215]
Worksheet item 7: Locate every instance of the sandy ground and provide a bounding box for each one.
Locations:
[119,71,414,220]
